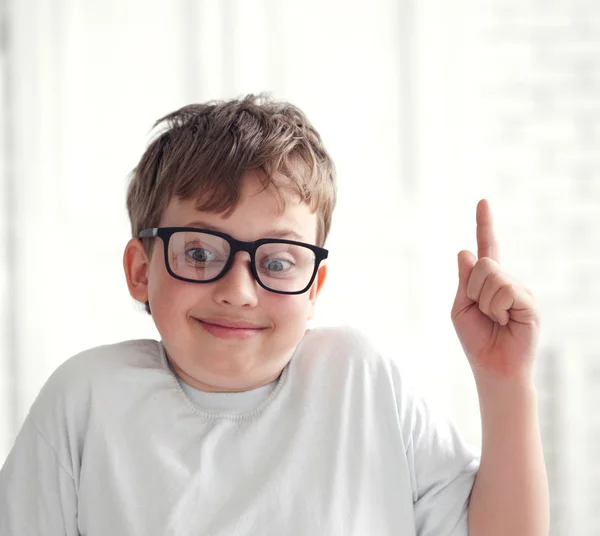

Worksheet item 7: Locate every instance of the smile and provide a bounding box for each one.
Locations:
[195,319,267,341]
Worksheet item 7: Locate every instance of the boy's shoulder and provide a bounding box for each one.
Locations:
[302,324,379,352]
[299,325,396,371]
[30,339,162,413]
[20,339,164,467]
[54,338,162,379]
[299,325,415,391]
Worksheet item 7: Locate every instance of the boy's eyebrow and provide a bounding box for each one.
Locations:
[183,221,305,241]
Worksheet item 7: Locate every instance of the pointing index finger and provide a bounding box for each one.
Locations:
[476,199,501,263]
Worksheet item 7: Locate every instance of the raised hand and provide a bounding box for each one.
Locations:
[450,199,540,383]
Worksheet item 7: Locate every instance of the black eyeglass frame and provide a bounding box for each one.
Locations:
[138,227,329,295]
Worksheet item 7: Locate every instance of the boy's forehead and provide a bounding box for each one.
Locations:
[160,193,317,242]
[178,217,308,242]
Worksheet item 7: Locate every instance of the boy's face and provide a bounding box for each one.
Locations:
[124,170,327,392]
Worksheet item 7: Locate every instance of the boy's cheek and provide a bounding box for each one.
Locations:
[147,278,191,320]
[283,297,316,327]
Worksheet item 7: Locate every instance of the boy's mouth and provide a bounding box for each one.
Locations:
[195,317,267,340]
[199,317,266,329]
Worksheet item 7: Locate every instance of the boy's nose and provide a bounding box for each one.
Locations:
[212,253,259,308]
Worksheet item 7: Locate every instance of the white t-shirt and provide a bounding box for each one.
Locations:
[0,326,480,535]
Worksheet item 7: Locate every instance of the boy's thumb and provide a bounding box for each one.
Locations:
[456,250,477,295]
[452,251,478,317]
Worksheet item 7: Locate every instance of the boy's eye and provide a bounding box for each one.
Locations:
[186,248,219,263]
[261,257,294,273]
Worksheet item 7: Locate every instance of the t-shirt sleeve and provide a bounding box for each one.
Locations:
[408,392,480,536]
[390,360,480,536]
[0,415,79,536]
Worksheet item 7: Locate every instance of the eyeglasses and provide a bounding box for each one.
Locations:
[138,227,329,295]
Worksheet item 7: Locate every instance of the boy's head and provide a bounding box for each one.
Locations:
[123,94,337,392]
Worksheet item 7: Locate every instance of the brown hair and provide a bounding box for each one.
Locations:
[125,93,337,313]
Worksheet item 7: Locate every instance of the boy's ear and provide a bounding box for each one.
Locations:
[307,262,327,320]
[123,238,150,303]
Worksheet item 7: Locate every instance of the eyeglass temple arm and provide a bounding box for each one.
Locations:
[138,228,159,239]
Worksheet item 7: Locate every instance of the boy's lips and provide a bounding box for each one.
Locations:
[195,317,268,340]
[198,317,267,329]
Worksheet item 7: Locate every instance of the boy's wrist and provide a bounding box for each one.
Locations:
[473,369,537,402]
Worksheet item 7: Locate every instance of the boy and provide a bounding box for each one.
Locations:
[0,95,549,535]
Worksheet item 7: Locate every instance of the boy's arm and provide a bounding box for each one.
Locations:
[450,199,549,536]
[467,376,549,536]
[0,415,79,536]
